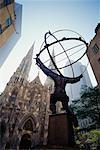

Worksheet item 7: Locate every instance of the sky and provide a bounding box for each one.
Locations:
[0,0,100,93]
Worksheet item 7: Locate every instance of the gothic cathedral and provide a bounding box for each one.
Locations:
[0,44,50,149]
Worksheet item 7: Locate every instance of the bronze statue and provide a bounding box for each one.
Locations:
[36,56,83,114]
[35,30,88,146]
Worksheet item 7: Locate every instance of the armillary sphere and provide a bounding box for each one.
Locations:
[36,29,88,78]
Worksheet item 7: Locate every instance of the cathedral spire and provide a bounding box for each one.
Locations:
[45,48,57,92]
[7,43,35,87]
[16,42,35,81]
[48,48,56,71]
[1,43,35,103]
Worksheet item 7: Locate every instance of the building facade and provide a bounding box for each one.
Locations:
[0,45,50,149]
[0,0,22,67]
[87,23,100,86]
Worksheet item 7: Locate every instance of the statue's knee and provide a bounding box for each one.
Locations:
[62,100,68,111]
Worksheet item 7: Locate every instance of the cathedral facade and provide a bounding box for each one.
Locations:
[0,44,50,149]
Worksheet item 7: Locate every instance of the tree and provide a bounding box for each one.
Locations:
[71,86,100,126]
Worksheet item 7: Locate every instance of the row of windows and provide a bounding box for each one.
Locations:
[14,77,24,85]
[92,44,99,54]
[92,44,100,64]
[0,17,12,34]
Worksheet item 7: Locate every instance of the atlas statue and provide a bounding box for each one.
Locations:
[36,56,82,114]
[36,30,88,114]
[35,30,88,146]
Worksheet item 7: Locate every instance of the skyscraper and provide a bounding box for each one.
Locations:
[0,0,22,67]
[64,61,92,103]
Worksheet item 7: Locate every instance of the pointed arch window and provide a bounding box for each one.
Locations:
[9,89,18,102]
[23,119,33,131]
[20,78,24,84]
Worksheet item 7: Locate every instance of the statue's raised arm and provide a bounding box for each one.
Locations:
[36,56,61,80]
[36,56,83,85]
[64,74,83,84]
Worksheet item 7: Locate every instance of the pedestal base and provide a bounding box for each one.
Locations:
[47,112,75,146]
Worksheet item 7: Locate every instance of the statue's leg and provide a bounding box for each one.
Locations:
[62,95,69,112]
[50,94,56,114]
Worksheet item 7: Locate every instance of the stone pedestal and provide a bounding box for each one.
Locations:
[47,113,75,146]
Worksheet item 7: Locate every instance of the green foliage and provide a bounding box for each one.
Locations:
[71,86,100,125]
[90,130,100,144]
[75,129,100,150]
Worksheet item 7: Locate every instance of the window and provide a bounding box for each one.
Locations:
[15,77,19,82]
[0,24,2,34]
[20,78,24,84]
[92,44,99,54]
[23,119,33,131]
[9,89,18,102]
[6,17,11,27]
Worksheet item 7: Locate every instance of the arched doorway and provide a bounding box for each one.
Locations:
[18,115,38,149]
[19,134,31,149]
